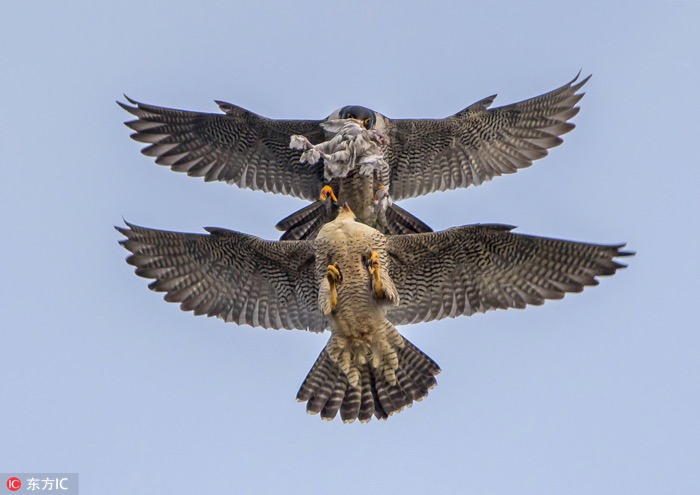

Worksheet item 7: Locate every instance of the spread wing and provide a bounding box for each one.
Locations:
[119,98,327,201]
[117,222,327,332]
[386,74,590,200]
[385,224,631,326]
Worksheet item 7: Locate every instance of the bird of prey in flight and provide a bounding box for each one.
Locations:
[119,73,589,240]
[117,203,630,422]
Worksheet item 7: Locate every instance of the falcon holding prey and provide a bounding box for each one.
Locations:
[120,74,589,240]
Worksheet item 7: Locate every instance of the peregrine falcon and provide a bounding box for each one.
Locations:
[119,73,589,240]
[117,203,630,422]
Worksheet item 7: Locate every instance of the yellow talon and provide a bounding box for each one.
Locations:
[327,262,342,282]
[320,185,338,203]
[326,263,342,311]
[366,251,379,273]
[365,251,384,299]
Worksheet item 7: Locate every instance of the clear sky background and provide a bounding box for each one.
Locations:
[2,1,698,494]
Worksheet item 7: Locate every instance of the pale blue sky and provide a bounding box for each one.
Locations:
[2,1,698,494]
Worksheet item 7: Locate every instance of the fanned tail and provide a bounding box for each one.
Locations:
[384,204,433,235]
[296,335,440,423]
[275,200,338,241]
[276,201,433,240]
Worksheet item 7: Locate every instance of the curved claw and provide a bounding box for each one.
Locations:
[364,250,384,299]
[364,250,379,272]
[326,263,342,312]
[327,262,342,283]
[320,185,338,203]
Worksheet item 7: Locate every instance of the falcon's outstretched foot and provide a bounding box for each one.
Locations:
[326,263,342,312]
[365,250,385,299]
[320,185,338,203]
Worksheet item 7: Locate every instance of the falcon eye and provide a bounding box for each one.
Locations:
[363,118,371,128]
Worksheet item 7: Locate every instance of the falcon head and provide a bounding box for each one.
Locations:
[339,105,375,129]
[325,105,388,133]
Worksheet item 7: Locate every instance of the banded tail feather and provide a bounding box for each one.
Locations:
[297,334,440,422]
[384,204,434,236]
[276,201,433,241]
[276,200,337,241]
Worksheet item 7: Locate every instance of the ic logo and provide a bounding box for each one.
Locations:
[6,477,21,491]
